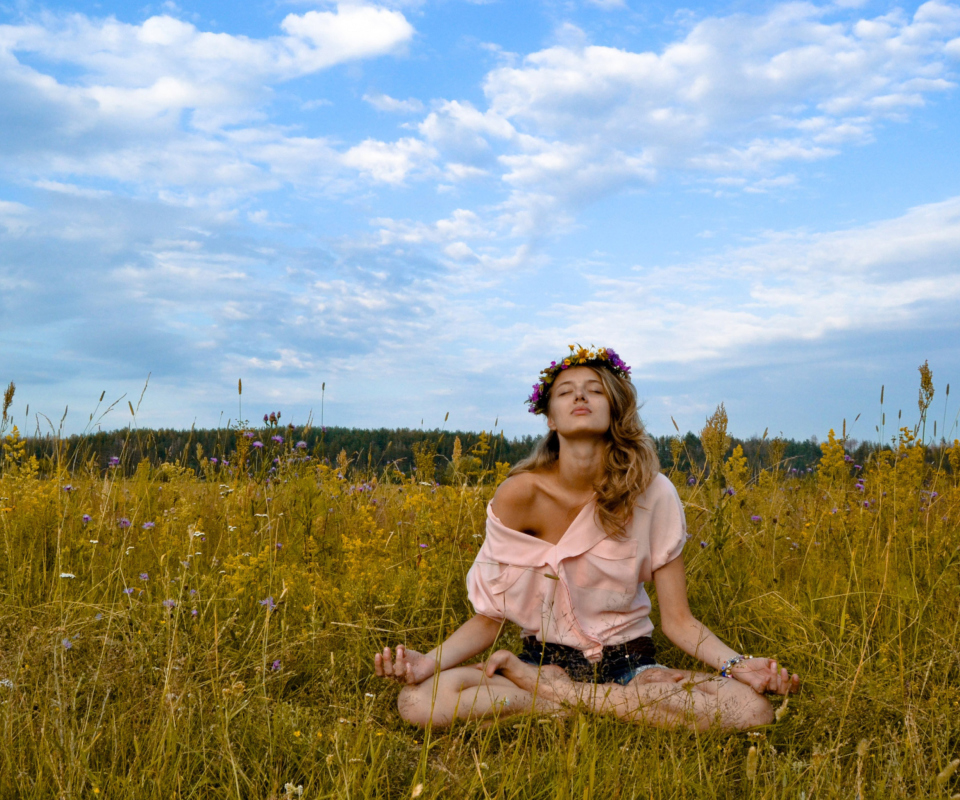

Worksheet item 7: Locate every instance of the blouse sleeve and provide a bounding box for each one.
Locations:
[465,547,507,621]
[648,474,688,573]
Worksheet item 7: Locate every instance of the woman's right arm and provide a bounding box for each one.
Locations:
[374,613,504,685]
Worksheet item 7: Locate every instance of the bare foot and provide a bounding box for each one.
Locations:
[480,650,573,701]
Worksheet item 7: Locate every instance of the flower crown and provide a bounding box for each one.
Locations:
[526,345,632,415]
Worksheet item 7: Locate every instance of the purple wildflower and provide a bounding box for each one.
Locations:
[687,476,696,486]
[276,542,282,549]
[63,485,73,492]
[189,588,197,596]
[700,541,708,548]
[252,441,263,449]
[123,587,134,595]
[271,659,281,671]
[419,543,428,549]
[750,515,762,523]
[296,441,307,449]
[142,521,155,530]
[244,431,255,439]
[260,597,276,610]
[210,457,218,465]
[139,572,149,581]
[264,414,269,423]
[118,517,131,528]
[62,638,72,650]
[108,456,120,467]
[191,608,198,617]
[724,487,735,496]
[271,435,283,445]
[162,599,176,609]
[82,514,92,524]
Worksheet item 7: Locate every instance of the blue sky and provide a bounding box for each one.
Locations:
[2,0,959,442]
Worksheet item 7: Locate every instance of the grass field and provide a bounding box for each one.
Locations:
[1,392,959,799]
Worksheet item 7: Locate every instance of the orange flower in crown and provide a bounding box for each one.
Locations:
[526,345,632,415]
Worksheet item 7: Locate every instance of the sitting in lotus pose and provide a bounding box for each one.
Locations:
[374,346,799,730]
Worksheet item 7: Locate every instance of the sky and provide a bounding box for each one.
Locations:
[1,0,959,443]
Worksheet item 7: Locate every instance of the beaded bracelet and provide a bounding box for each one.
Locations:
[720,654,754,678]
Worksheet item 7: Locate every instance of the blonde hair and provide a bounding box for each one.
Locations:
[508,367,660,538]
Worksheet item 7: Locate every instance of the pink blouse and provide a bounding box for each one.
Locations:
[466,473,687,663]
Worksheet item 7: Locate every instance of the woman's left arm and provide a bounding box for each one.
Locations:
[653,554,799,695]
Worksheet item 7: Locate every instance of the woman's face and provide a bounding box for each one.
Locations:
[546,366,612,437]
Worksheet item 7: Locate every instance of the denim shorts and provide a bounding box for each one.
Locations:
[518,636,666,686]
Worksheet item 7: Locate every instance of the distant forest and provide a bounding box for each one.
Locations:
[6,422,857,481]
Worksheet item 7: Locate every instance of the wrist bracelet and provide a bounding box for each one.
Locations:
[720,654,754,677]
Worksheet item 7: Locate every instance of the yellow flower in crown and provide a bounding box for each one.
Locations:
[526,344,632,415]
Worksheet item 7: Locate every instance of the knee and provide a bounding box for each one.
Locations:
[397,684,451,729]
[732,689,774,729]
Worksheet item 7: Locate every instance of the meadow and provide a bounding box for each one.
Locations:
[1,378,959,799]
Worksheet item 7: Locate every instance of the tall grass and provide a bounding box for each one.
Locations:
[0,399,959,798]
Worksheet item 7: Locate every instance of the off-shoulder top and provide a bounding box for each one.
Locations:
[465,472,687,663]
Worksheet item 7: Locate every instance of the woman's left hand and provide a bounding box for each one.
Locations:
[729,657,799,695]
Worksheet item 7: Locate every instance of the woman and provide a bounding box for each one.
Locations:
[374,346,799,730]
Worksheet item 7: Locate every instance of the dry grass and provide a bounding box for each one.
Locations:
[0,407,959,799]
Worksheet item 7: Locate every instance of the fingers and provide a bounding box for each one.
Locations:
[377,646,405,682]
[381,646,395,677]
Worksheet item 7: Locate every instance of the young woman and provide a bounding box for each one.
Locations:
[374,346,799,731]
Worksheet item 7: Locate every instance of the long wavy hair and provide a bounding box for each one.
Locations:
[508,366,660,538]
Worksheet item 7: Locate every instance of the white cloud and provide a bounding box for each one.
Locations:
[541,195,960,369]
[342,137,437,184]
[363,92,424,112]
[0,4,415,200]
[0,200,32,235]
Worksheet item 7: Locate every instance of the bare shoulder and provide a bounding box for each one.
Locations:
[491,472,541,529]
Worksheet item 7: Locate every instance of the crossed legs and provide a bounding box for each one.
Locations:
[396,656,774,732]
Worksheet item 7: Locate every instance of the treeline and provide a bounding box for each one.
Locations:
[5,423,844,480]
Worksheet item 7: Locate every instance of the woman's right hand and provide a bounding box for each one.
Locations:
[374,645,437,686]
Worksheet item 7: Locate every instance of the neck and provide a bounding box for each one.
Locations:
[554,434,604,494]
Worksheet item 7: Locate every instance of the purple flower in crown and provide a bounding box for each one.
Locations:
[271,435,283,445]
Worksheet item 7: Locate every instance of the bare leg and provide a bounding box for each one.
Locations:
[586,669,774,731]
[484,653,774,732]
[396,665,564,729]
